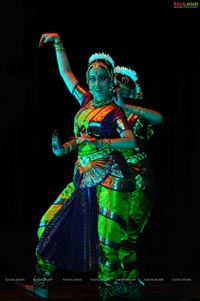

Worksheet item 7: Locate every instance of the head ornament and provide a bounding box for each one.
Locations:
[114,65,142,98]
[88,52,115,68]
[86,52,115,86]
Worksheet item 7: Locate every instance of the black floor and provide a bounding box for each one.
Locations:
[1,280,200,300]
[1,227,200,300]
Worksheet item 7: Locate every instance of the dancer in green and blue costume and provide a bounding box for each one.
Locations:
[16,33,144,300]
[112,65,163,286]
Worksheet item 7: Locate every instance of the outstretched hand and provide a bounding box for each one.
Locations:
[52,129,64,156]
[75,134,105,150]
[76,133,96,145]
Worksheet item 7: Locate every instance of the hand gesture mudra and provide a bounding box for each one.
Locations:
[52,129,64,156]
[113,90,126,109]
[38,32,61,48]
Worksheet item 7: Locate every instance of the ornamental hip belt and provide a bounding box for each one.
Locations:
[126,151,147,164]
[78,147,111,168]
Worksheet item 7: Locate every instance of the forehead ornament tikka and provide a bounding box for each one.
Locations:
[92,62,99,69]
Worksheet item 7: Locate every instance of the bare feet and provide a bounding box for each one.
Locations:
[15,281,48,299]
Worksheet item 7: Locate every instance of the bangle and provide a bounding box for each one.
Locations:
[63,143,73,154]
[102,138,111,150]
[136,106,145,118]
[53,40,63,45]
[53,40,65,51]
[55,46,65,51]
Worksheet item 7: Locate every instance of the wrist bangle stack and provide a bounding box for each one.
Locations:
[136,106,145,118]
[53,40,65,51]
[102,138,111,150]
[63,143,73,154]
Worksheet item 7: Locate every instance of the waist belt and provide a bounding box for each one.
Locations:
[78,148,147,168]
[78,147,111,168]
[126,151,147,164]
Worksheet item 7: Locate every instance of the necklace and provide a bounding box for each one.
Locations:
[90,97,113,108]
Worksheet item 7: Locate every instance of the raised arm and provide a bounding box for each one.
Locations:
[39,32,78,94]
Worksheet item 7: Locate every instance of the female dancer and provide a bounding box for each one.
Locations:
[112,65,163,287]
[16,33,141,300]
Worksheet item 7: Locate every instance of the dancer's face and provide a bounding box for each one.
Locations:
[88,66,111,101]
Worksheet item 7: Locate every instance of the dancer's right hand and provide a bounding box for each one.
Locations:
[38,32,61,48]
[52,129,64,156]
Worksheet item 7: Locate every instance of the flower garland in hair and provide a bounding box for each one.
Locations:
[114,65,141,96]
[88,52,115,68]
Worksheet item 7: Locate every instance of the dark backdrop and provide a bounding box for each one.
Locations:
[1,0,200,285]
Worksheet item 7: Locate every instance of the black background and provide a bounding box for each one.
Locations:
[1,0,200,285]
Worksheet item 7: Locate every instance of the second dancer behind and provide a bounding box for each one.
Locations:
[113,65,163,284]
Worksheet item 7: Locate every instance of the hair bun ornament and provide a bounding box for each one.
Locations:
[114,66,138,82]
[88,52,115,68]
[114,65,141,96]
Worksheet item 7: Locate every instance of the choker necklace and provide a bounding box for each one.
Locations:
[90,98,113,108]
